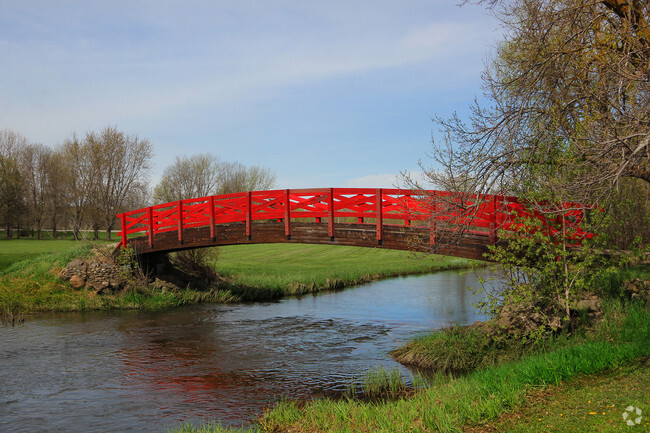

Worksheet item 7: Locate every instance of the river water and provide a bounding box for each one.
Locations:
[1,270,490,432]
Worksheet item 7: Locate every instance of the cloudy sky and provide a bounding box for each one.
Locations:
[1,1,500,189]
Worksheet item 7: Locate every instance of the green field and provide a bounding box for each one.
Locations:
[0,237,115,271]
[215,243,475,293]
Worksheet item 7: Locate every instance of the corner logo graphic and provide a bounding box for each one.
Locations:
[622,406,642,426]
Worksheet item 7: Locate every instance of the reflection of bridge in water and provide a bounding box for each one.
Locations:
[116,188,593,261]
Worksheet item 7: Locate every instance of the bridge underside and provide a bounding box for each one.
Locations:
[126,221,493,261]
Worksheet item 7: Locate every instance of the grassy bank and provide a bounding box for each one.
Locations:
[170,295,649,433]
[0,240,477,315]
[215,243,474,296]
[464,357,649,432]
[0,242,213,317]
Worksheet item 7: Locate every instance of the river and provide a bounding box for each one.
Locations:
[0,269,490,432]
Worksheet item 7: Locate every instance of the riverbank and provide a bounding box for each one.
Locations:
[169,294,649,433]
[0,239,479,316]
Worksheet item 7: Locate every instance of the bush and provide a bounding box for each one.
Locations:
[169,247,220,284]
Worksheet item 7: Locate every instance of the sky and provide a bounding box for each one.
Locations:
[0,1,501,190]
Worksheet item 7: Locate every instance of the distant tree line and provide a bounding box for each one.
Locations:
[0,127,276,241]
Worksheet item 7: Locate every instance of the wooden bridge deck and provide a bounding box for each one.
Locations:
[125,220,494,261]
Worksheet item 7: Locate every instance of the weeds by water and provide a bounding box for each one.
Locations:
[169,422,253,433]
[390,324,552,374]
[342,366,433,400]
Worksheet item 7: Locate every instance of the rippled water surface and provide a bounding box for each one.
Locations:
[1,270,490,432]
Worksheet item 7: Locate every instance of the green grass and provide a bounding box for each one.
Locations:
[215,243,476,295]
[0,235,117,271]
[464,357,649,432]
[0,241,234,315]
[0,238,91,271]
[0,240,478,315]
[169,423,251,433]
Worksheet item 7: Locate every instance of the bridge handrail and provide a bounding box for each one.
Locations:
[116,187,594,249]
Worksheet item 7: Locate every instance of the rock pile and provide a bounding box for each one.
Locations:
[58,258,128,294]
[624,278,650,308]
[491,293,603,338]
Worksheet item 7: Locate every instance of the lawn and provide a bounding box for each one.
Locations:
[0,237,114,271]
[214,243,476,292]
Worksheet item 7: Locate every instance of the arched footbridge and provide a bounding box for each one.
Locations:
[117,188,593,261]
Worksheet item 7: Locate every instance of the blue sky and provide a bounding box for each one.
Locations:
[0,1,500,189]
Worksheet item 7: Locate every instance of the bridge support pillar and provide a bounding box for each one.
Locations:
[138,252,171,277]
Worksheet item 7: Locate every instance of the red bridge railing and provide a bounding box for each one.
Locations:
[116,188,594,250]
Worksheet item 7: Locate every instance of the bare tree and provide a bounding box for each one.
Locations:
[410,0,649,239]
[153,154,222,204]
[153,154,277,204]
[218,161,277,194]
[20,144,52,239]
[60,134,97,240]
[44,150,68,239]
[86,126,152,240]
[427,1,645,191]
[0,130,28,237]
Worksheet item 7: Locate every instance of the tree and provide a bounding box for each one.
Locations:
[153,154,222,204]
[85,126,152,240]
[44,150,68,239]
[0,130,28,237]
[59,127,152,241]
[410,0,649,332]
[218,161,277,194]
[153,154,277,204]
[60,134,99,240]
[20,144,52,239]
[428,0,648,203]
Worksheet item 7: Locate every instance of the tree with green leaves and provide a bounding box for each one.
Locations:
[410,0,649,334]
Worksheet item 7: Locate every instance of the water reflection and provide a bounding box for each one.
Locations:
[1,269,490,432]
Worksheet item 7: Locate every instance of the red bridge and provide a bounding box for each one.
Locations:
[117,188,592,261]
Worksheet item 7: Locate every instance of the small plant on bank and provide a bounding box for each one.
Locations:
[343,366,432,400]
[114,244,141,278]
[478,214,619,341]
